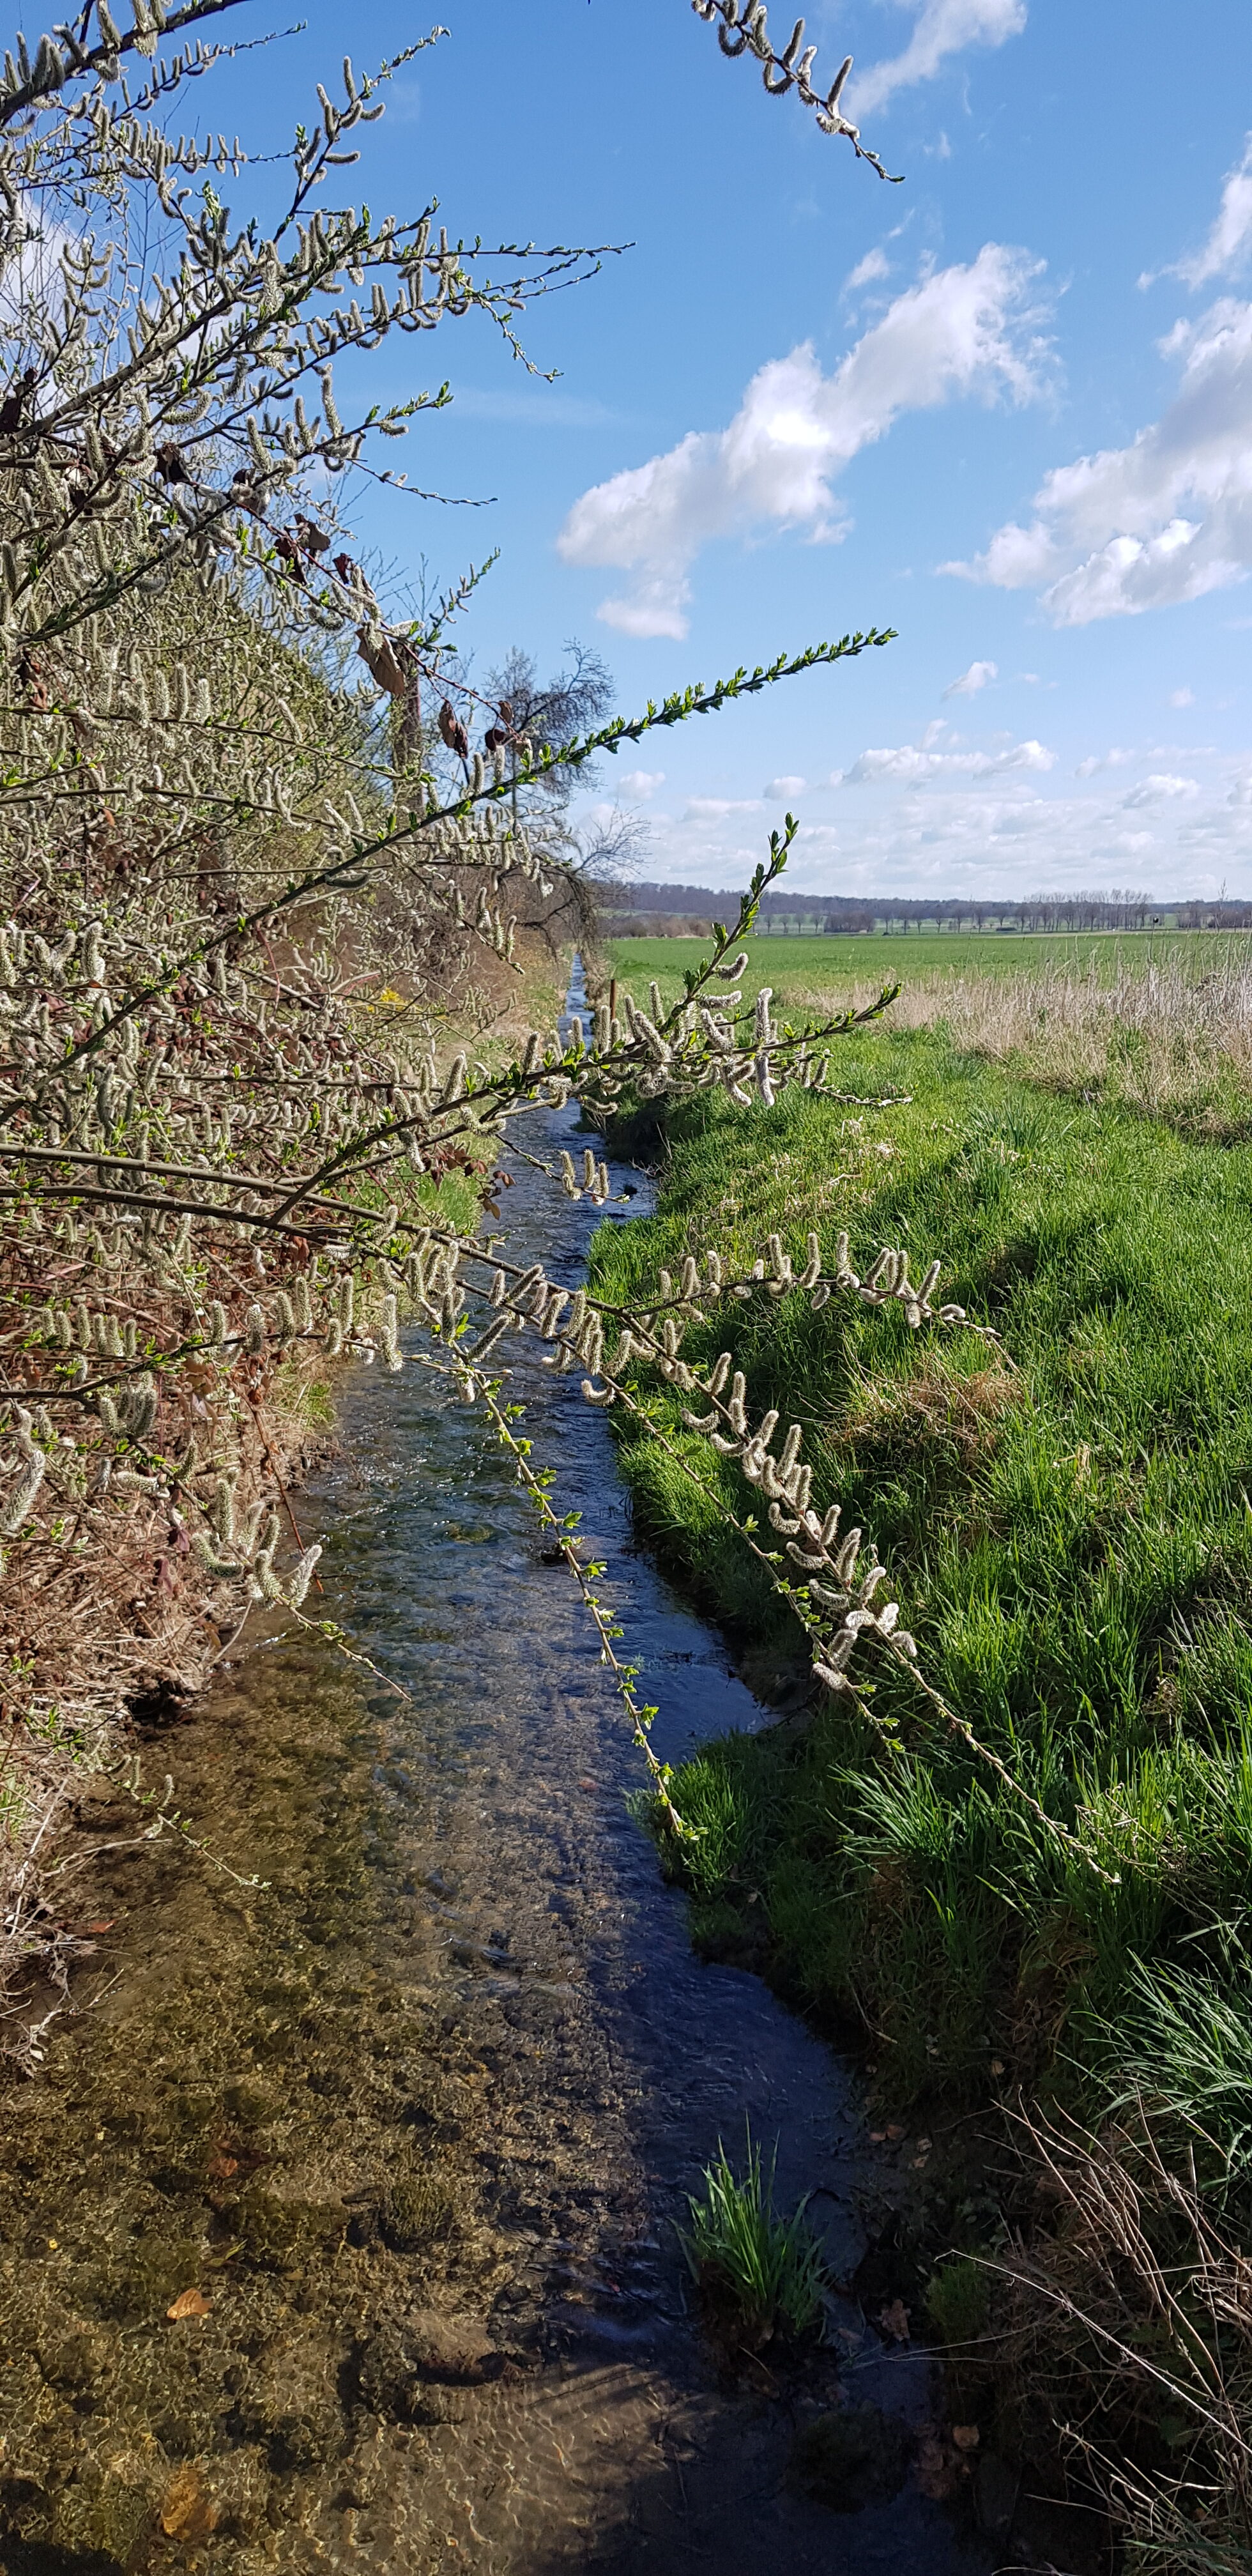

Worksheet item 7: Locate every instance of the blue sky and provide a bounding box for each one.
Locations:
[213,1,1252,899]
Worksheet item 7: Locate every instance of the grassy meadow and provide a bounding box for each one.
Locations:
[590,934,1252,2158]
[607,926,1252,1142]
[608,925,1249,992]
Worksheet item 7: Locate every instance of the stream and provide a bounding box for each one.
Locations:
[0,966,998,2575]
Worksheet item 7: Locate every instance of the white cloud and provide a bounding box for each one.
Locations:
[633,755,1252,899]
[1122,773,1200,808]
[641,772,1252,907]
[558,246,1051,638]
[943,657,998,696]
[765,774,807,799]
[1163,136,1252,289]
[843,247,891,295]
[618,769,665,797]
[842,737,1055,783]
[851,0,1027,119]
[951,294,1252,622]
[1075,747,1136,778]
[1170,686,1195,708]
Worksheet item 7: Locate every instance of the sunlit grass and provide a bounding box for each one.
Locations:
[589,1022,1252,2154]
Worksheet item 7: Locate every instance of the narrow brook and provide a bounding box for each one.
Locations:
[0,968,995,2574]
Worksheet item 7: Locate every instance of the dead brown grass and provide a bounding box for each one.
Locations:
[995,2101,1252,2575]
[840,1354,1024,1464]
[802,949,1252,1130]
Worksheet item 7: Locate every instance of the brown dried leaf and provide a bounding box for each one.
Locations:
[915,2433,958,2501]
[166,2285,211,2320]
[160,2461,220,2540]
[952,2423,981,2451]
[878,2297,910,2342]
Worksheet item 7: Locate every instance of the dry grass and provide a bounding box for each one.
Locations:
[800,947,1252,1130]
[839,1354,1023,1465]
[996,2102,1252,2575]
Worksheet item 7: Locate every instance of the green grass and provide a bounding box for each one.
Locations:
[679,2125,828,2342]
[588,1023,1252,2155]
[604,928,1252,1009]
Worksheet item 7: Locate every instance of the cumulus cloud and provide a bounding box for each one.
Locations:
[558,246,1051,638]
[1170,686,1195,707]
[841,737,1054,783]
[1075,747,1136,778]
[1122,772,1200,807]
[950,293,1252,622]
[851,0,1028,118]
[618,769,665,797]
[632,751,1252,898]
[1160,135,1252,289]
[943,657,998,696]
[765,775,807,799]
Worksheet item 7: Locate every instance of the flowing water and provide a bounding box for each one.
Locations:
[0,968,998,2575]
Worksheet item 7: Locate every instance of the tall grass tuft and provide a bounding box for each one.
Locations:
[679,2125,828,2343]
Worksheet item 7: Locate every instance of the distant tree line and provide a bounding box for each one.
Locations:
[598,883,1252,936]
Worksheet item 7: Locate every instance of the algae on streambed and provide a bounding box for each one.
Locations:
[0,1650,509,2564]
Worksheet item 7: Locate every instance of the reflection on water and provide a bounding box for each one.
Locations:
[0,964,993,2572]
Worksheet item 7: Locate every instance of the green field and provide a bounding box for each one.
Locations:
[605,926,1252,1002]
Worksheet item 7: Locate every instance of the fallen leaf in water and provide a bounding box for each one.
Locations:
[915,2433,958,2501]
[878,2298,910,2342]
[952,2423,981,2451]
[160,2462,220,2540]
[166,2286,211,2320]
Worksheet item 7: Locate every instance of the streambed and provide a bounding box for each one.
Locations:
[0,976,995,2574]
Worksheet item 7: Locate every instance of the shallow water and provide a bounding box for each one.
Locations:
[0,968,996,2573]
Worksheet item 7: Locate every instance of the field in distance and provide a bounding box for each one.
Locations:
[604,927,1252,1009]
[599,928,1252,1137]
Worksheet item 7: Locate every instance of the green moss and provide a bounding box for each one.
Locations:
[926,2255,992,2347]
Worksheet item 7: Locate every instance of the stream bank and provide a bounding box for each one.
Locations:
[0,993,1010,2573]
